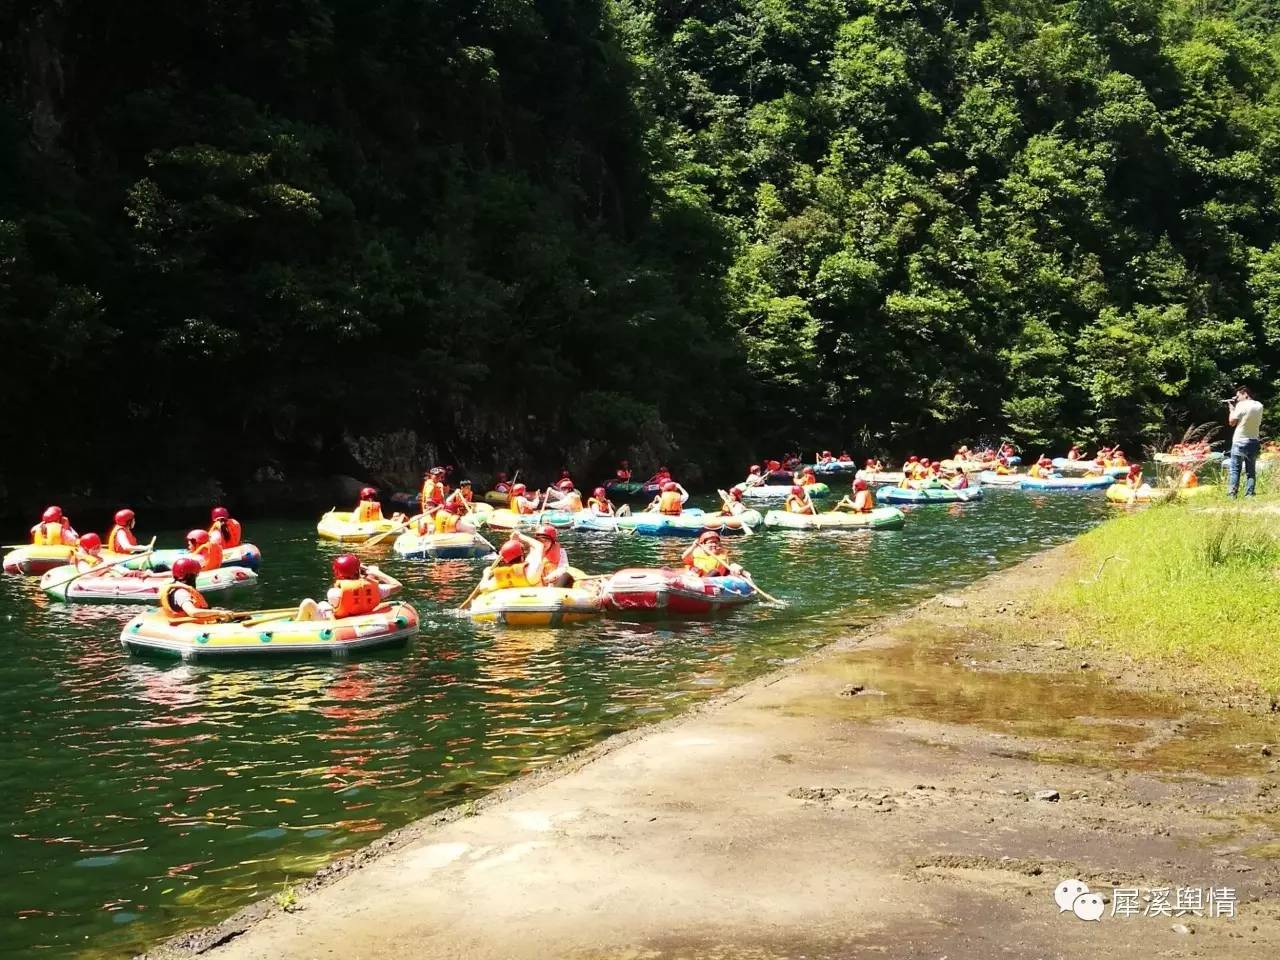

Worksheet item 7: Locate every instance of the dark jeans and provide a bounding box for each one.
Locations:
[1228,438,1260,497]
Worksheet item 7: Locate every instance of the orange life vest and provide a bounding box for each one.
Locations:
[160,581,208,620]
[434,511,460,534]
[1180,470,1198,489]
[852,490,874,512]
[109,525,138,553]
[684,547,728,578]
[658,491,683,515]
[194,541,223,571]
[210,518,242,548]
[332,578,380,618]
[355,500,384,523]
[540,543,567,583]
[31,522,64,546]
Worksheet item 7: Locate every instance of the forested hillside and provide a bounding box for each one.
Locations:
[2,0,1278,504]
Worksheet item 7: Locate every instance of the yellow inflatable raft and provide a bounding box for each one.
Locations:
[3,544,76,575]
[121,601,420,659]
[468,586,602,627]
[316,511,401,542]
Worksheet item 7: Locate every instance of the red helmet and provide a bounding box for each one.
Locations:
[512,483,527,495]
[171,557,202,582]
[536,525,557,541]
[499,540,525,563]
[79,532,102,552]
[114,509,135,527]
[697,530,722,544]
[822,450,832,457]
[210,506,230,521]
[186,529,209,546]
[662,481,677,492]
[730,487,743,500]
[332,553,362,579]
[42,506,62,523]
[854,479,868,491]
[803,467,816,476]
[558,478,574,491]
[921,458,931,466]
[908,455,919,463]
[359,486,378,500]
[790,485,804,497]
[749,464,761,474]
[865,458,876,467]
[448,500,465,514]
[1128,463,1141,475]
[594,487,607,499]
[767,460,781,470]
[1038,455,1052,465]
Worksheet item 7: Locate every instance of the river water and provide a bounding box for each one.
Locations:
[0,490,1110,956]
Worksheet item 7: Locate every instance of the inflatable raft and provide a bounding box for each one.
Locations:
[478,508,576,531]
[392,530,493,560]
[112,543,262,572]
[763,507,905,530]
[1154,451,1224,465]
[877,486,983,505]
[317,511,401,542]
[1051,458,1128,477]
[976,472,1024,487]
[121,601,419,659]
[1107,483,1214,504]
[1019,475,1114,491]
[855,470,905,485]
[604,480,646,498]
[41,565,258,603]
[739,483,830,500]
[2,544,75,575]
[467,585,603,627]
[598,510,762,537]
[600,568,754,616]
[809,461,858,477]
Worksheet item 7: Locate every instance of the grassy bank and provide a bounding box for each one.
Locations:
[1043,483,1280,693]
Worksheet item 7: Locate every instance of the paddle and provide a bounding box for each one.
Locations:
[240,611,297,628]
[55,540,157,590]
[743,572,784,606]
[459,552,506,611]
[358,517,412,551]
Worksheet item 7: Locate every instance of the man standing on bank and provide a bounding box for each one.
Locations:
[1226,384,1264,498]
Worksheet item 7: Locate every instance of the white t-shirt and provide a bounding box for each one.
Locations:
[1232,398,1264,442]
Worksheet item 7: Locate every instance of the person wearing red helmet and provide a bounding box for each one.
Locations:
[742,464,766,489]
[587,487,615,517]
[419,468,450,514]
[817,450,834,465]
[355,487,385,524]
[838,451,853,463]
[615,460,632,482]
[30,506,78,546]
[833,478,874,513]
[296,553,403,621]
[105,509,147,555]
[645,465,673,488]
[475,538,539,594]
[796,466,818,487]
[719,486,747,516]
[159,557,220,622]
[785,485,815,515]
[1028,455,1057,480]
[509,482,541,515]
[681,530,743,578]
[649,479,688,516]
[70,532,106,572]
[208,506,243,548]
[433,498,479,534]
[524,525,573,587]
[186,529,223,572]
[1125,462,1144,488]
[492,472,512,495]
[547,478,583,513]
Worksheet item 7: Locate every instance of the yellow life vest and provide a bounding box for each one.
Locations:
[489,564,533,590]
[355,500,383,523]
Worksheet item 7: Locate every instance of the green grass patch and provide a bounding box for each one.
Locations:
[1044,495,1280,692]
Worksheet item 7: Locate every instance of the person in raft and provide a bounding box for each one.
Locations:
[354,487,385,523]
[476,539,541,594]
[547,478,584,512]
[784,485,816,515]
[1124,463,1144,488]
[795,466,819,487]
[1066,444,1083,461]
[107,509,149,554]
[954,444,972,462]
[1027,456,1056,479]
[1227,384,1264,498]
[508,483,542,515]
[616,460,633,482]
[720,487,748,516]
[433,499,479,534]
[944,468,970,490]
[817,450,834,465]
[492,472,513,495]
[682,531,743,578]
[420,468,449,513]
[741,464,767,488]
[445,480,474,513]
[648,480,689,515]
[833,478,876,513]
[209,507,242,548]
[648,465,673,488]
[838,451,853,463]
[587,486,616,516]
[184,529,223,571]
[70,532,105,572]
[159,557,222,622]
[31,506,78,546]
[295,553,403,622]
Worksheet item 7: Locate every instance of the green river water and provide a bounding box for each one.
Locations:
[0,491,1111,957]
